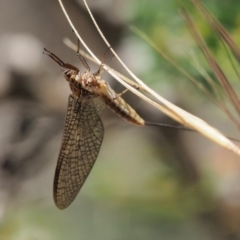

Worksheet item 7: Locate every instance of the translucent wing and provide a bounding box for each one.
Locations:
[54,94,105,209]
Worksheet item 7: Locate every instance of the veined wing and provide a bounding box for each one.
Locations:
[54,94,105,209]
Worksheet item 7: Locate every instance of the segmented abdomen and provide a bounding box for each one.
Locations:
[102,95,145,126]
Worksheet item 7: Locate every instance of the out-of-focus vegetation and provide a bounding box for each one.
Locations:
[0,0,240,239]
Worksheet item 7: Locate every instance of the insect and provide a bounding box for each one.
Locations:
[44,47,149,209]
[44,44,212,209]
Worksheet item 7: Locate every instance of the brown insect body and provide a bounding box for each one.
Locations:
[64,68,145,126]
[44,48,144,209]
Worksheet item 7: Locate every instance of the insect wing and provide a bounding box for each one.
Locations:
[54,94,105,209]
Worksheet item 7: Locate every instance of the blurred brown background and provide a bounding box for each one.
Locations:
[0,0,240,239]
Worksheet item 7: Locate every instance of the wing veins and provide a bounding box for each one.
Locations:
[53,95,105,209]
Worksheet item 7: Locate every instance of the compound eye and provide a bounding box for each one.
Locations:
[64,70,72,79]
[66,70,71,76]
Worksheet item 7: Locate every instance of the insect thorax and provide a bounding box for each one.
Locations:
[64,69,100,98]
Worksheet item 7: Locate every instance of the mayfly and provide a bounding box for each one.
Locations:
[44,47,197,209]
[44,47,147,209]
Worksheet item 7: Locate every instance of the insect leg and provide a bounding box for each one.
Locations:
[44,48,79,72]
[94,46,112,76]
[75,39,90,71]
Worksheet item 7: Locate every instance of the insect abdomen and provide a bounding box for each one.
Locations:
[102,95,145,126]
